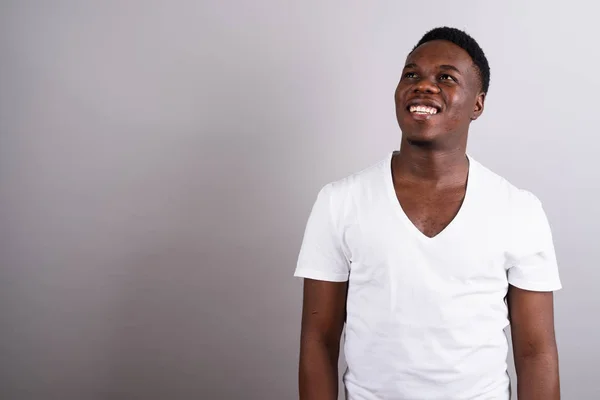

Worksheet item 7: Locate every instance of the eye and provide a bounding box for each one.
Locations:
[439,74,456,82]
[403,72,417,79]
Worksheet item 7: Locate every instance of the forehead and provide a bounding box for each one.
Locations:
[406,40,475,73]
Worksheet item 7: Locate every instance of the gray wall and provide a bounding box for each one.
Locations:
[0,1,597,399]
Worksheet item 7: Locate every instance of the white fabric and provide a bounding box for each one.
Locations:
[294,151,562,400]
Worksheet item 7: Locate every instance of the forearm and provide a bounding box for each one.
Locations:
[299,337,340,400]
[514,352,560,400]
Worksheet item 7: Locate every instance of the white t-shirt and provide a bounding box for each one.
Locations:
[294,151,562,400]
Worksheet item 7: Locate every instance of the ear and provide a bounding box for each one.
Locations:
[471,92,486,121]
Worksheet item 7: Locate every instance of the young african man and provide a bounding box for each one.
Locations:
[295,27,561,400]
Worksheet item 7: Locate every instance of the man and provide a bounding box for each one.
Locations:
[294,27,561,400]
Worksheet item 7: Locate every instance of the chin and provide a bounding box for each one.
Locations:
[400,121,442,143]
[404,133,439,147]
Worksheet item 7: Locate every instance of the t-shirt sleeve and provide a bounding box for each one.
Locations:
[507,191,562,292]
[294,183,350,282]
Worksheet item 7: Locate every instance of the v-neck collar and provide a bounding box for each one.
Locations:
[384,150,477,242]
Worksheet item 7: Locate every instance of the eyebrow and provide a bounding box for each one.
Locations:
[439,64,462,74]
[403,63,462,75]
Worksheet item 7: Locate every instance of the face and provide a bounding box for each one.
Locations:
[394,40,485,145]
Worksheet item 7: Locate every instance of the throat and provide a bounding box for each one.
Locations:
[406,138,434,148]
[392,149,470,186]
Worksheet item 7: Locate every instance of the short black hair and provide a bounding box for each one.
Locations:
[411,27,490,94]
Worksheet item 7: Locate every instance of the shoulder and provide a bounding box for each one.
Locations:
[470,157,543,211]
[471,158,551,248]
[318,154,390,205]
[308,154,390,231]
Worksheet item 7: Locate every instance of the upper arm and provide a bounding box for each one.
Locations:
[300,279,347,344]
[506,192,561,357]
[295,184,350,344]
[294,184,351,282]
[508,285,558,358]
[507,192,562,292]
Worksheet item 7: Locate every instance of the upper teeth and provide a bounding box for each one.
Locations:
[410,105,437,114]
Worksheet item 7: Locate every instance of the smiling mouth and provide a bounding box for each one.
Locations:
[408,105,439,115]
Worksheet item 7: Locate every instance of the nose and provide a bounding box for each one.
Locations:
[414,77,440,94]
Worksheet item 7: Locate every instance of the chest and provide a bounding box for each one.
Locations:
[343,203,510,316]
[394,184,467,238]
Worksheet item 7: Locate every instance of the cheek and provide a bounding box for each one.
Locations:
[447,93,472,115]
[394,87,402,103]
[442,96,472,128]
[394,82,409,100]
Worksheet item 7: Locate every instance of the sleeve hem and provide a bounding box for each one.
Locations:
[294,268,349,282]
[508,278,562,292]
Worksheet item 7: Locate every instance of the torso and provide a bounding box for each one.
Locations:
[339,152,513,399]
[296,151,560,400]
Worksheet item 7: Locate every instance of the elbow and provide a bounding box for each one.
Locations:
[514,338,559,361]
[301,330,341,352]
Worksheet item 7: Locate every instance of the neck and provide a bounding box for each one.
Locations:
[393,137,469,185]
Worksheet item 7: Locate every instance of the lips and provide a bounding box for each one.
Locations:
[409,105,437,115]
[406,98,442,115]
